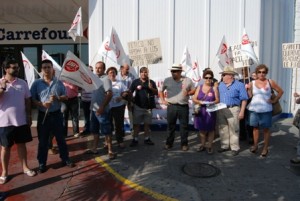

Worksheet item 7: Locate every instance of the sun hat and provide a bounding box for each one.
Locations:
[220,66,238,75]
[169,63,184,71]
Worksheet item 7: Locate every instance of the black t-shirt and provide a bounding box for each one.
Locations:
[130,79,157,109]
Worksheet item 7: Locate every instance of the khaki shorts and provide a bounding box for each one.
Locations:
[133,104,152,125]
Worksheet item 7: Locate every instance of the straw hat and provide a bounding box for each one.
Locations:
[169,63,184,71]
[220,66,238,75]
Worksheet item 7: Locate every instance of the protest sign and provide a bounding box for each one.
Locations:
[282,43,300,68]
[128,38,162,66]
[230,41,259,68]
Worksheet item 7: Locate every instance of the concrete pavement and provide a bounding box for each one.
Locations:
[1,117,300,200]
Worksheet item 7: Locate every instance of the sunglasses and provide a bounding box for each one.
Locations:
[257,71,266,74]
[204,77,213,80]
[171,70,181,73]
[42,66,52,69]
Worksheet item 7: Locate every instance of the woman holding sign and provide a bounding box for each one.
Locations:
[192,70,219,154]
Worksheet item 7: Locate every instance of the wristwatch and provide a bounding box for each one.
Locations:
[0,87,6,91]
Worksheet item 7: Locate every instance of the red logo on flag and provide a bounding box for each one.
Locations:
[105,41,111,51]
[23,60,30,69]
[221,44,227,54]
[79,71,92,84]
[242,34,249,45]
[64,60,79,72]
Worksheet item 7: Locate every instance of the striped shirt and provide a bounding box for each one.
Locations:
[218,80,248,106]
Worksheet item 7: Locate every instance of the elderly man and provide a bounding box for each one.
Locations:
[159,64,195,151]
[217,66,248,156]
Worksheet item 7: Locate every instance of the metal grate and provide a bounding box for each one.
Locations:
[182,162,221,178]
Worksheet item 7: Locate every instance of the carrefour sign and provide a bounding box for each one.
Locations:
[0,24,87,44]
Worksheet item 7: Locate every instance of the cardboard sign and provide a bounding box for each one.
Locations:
[128,38,163,66]
[230,41,259,68]
[282,43,300,68]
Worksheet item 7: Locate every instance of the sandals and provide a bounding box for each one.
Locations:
[84,149,99,154]
[24,169,36,177]
[206,147,214,154]
[260,149,269,157]
[250,146,258,154]
[0,176,7,184]
[197,145,205,152]
[108,152,116,160]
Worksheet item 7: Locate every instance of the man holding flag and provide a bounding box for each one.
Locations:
[30,59,74,173]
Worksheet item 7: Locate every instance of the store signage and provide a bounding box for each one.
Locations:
[0,24,87,44]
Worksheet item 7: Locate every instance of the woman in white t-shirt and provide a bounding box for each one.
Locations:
[106,67,130,148]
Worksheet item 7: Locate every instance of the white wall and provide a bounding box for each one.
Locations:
[89,0,295,114]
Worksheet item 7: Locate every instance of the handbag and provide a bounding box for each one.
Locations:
[268,79,282,116]
[293,109,300,129]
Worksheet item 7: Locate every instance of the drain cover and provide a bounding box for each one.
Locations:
[182,162,221,178]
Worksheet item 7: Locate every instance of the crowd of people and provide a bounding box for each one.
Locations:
[4,58,300,189]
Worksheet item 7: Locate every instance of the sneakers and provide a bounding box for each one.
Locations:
[144,138,154,145]
[181,145,189,151]
[129,139,138,147]
[62,160,75,168]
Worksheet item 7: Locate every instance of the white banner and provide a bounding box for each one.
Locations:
[60,51,102,92]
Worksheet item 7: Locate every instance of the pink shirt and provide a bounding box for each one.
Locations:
[0,78,31,127]
[63,81,78,98]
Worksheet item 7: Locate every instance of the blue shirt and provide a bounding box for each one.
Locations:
[30,77,66,112]
[218,80,248,106]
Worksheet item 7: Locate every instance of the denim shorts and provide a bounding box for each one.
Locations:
[90,110,112,135]
[248,111,272,128]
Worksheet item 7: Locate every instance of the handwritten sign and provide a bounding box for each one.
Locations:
[128,38,162,66]
[282,43,300,68]
[230,41,259,68]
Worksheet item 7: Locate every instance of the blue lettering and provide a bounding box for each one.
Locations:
[0,29,4,40]
[15,31,23,40]
[6,31,15,40]
[32,31,40,40]
[41,28,48,39]
[49,30,57,39]
[23,31,32,40]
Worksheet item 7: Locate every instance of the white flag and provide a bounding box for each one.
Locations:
[41,50,62,78]
[186,58,201,86]
[181,46,192,71]
[216,35,232,69]
[106,27,128,65]
[21,52,37,88]
[68,7,83,41]
[98,36,120,64]
[60,51,102,92]
[241,29,259,64]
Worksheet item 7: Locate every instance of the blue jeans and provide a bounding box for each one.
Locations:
[37,111,70,165]
[166,104,189,146]
[81,100,91,133]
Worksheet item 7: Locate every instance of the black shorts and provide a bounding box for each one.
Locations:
[0,125,33,147]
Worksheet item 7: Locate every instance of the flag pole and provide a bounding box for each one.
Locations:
[42,68,64,124]
[295,68,298,110]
